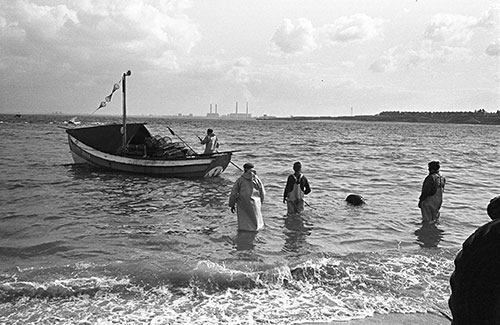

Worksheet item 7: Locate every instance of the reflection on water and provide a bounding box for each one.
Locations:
[195,178,234,209]
[283,213,313,253]
[65,163,233,218]
[414,222,444,248]
[233,231,258,251]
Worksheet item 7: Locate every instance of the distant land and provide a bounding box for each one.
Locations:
[2,109,500,125]
[257,109,500,125]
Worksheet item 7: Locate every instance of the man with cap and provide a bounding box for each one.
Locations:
[283,161,311,214]
[449,196,500,324]
[418,161,446,223]
[229,163,266,231]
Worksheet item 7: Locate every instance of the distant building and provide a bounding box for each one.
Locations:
[227,113,252,119]
[257,114,277,120]
[206,101,253,119]
[226,101,252,119]
[206,104,220,118]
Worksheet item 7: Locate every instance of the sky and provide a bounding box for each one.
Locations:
[0,0,498,117]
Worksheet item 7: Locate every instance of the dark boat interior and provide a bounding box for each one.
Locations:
[66,123,195,158]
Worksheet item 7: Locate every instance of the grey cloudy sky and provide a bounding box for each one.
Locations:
[0,0,498,117]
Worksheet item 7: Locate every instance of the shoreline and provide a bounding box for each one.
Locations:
[346,311,450,324]
[2,112,500,125]
[256,114,500,125]
[298,311,451,324]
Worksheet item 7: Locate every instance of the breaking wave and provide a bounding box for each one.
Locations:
[0,250,453,324]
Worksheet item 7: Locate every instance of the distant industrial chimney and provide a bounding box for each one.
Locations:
[215,104,218,114]
[210,104,213,114]
[246,102,248,116]
[236,101,238,114]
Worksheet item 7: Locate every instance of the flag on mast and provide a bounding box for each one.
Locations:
[95,81,120,112]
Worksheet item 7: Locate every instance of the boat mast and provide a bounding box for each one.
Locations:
[122,70,131,150]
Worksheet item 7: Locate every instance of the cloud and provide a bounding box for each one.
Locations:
[0,2,77,57]
[227,57,257,101]
[319,13,384,44]
[147,51,179,69]
[423,14,477,45]
[271,18,317,55]
[369,43,471,73]
[0,0,200,74]
[424,7,499,46]
[485,40,500,56]
[369,55,395,73]
[341,60,355,68]
[271,14,384,56]
[16,2,78,39]
[476,6,500,29]
[371,7,497,73]
[234,57,252,67]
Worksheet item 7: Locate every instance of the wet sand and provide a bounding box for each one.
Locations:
[300,311,451,324]
[345,312,450,324]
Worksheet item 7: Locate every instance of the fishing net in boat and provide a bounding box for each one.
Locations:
[123,134,197,158]
[144,135,196,158]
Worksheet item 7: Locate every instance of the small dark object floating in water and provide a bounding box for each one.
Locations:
[346,194,366,206]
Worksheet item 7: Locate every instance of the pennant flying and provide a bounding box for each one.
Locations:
[96,81,121,112]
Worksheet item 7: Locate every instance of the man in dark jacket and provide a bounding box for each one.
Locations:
[283,162,311,214]
[449,196,500,324]
[418,161,446,223]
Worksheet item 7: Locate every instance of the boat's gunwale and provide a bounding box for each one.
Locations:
[68,133,226,166]
[66,123,234,158]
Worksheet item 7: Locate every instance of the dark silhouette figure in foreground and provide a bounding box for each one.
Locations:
[449,196,500,324]
[345,194,365,206]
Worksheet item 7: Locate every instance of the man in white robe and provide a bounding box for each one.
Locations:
[229,163,265,231]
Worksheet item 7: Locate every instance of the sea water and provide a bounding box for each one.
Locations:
[0,114,498,324]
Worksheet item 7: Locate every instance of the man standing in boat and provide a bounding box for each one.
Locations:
[199,128,219,154]
[418,161,446,223]
[229,163,266,232]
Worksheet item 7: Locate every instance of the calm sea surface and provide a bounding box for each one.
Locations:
[0,114,498,324]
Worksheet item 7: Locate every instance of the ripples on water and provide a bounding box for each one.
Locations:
[0,114,498,323]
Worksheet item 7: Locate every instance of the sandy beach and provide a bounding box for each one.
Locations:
[297,312,451,325]
[297,311,451,324]
[348,312,450,324]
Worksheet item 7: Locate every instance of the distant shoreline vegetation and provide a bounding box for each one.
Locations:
[366,109,500,125]
[257,109,500,125]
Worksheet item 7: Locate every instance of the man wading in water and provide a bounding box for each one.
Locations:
[229,163,266,232]
[418,161,446,224]
[283,162,311,214]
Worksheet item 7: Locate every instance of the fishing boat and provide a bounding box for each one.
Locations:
[65,71,233,178]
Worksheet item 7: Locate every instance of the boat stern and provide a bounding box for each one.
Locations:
[203,152,232,178]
